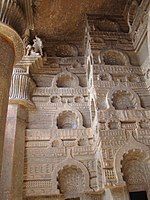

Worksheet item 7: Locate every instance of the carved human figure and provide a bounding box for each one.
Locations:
[25,44,32,56]
[33,35,43,56]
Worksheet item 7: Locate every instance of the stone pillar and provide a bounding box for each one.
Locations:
[1,67,35,200]
[0,22,24,174]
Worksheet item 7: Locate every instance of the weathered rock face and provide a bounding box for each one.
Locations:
[33,0,127,40]
[0,0,150,200]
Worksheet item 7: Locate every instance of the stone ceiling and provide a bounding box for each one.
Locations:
[33,0,127,41]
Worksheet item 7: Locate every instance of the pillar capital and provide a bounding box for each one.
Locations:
[9,67,36,109]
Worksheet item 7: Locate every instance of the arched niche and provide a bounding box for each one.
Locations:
[114,134,149,185]
[56,109,84,129]
[121,150,148,193]
[52,72,80,88]
[58,166,84,198]
[106,85,141,110]
[112,90,137,110]
[57,111,78,129]
[51,158,91,195]
[102,50,129,66]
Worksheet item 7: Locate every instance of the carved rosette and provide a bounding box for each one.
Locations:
[9,68,36,109]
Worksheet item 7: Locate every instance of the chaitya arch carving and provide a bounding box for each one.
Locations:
[57,111,78,129]
[52,71,80,88]
[51,157,91,195]
[121,150,148,192]
[56,108,84,129]
[101,50,130,66]
[106,85,141,110]
[114,134,149,185]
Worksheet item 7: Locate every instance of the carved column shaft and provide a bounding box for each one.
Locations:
[0,37,14,172]
[1,104,27,200]
[0,22,24,175]
[1,67,35,200]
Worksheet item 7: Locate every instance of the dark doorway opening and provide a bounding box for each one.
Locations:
[129,191,148,200]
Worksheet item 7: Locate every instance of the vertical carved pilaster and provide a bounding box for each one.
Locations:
[0,21,24,178]
[9,67,36,109]
[1,67,36,199]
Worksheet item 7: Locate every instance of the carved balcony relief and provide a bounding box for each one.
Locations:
[9,67,36,108]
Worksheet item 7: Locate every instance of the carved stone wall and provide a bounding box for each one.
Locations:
[1,1,150,200]
[23,46,95,198]
[85,3,150,199]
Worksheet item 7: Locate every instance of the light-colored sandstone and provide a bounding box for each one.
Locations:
[0,1,150,200]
